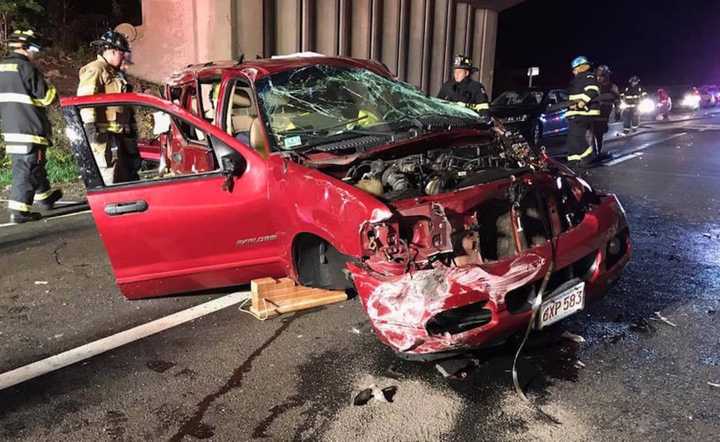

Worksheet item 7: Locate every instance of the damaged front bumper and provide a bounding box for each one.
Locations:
[348,193,631,360]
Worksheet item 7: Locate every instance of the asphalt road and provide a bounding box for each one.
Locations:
[1,115,720,441]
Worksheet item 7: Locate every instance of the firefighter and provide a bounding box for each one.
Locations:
[438,55,490,122]
[77,30,140,184]
[621,75,646,134]
[565,56,601,170]
[0,29,62,223]
[593,64,620,160]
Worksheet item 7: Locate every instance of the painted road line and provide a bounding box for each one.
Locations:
[0,291,252,391]
[43,209,92,221]
[603,152,643,167]
[0,209,92,228]
[624,132,687,156]
[0,199,86,205]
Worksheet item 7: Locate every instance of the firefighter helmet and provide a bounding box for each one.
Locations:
[571,56,590,69]
[596,65,612,76]
[91,30,131,53]
[7,29,43,52]
[452,55,477,71]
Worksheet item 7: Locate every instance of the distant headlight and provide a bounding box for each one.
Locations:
[638,98,656,114]
[682,94,701,108]
[503,114,529,123]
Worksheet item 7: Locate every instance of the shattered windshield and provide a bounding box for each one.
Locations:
[255,64,480,151]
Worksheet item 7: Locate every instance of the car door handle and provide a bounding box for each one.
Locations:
[104,200,148,216]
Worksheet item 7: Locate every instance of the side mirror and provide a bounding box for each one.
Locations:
[221,152,246,192]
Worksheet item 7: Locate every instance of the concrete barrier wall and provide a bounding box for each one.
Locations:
[130,0,521,96]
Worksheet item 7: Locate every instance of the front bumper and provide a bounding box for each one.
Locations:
[348,194,631,360]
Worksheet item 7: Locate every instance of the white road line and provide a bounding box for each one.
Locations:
[43,209,92,221]
[0,291,251,391]
[603,152,643,166]
[624,132,687,156]
[0,209,92,229]
[0,199,86,205]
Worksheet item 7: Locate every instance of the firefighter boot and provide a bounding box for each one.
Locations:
[9,210,42,224]
[35,189,63,210]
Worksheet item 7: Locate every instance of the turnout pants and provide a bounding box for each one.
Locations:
[566,117,595,169]
[592,119,609,155]
[90,131,141,185]
[8,146,52,213]
[623,106,639,130]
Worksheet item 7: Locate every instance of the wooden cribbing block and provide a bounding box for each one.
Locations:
[249,277,347,319]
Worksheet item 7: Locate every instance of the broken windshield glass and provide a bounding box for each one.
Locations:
[255,65,480,151]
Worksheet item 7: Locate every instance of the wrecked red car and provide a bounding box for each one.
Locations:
[60,56,630,360]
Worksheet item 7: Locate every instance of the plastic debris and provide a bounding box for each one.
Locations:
[34,281,48,285]
[351,327,362,335]
[708,382,720,388]
[435,358,478,379]
[574,360,586,369]
[353,384,398,406]
[561,331,586,344]
[703,233,713,239]
[654,311,678,327]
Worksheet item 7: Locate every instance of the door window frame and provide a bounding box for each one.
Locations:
[63,99,247,192]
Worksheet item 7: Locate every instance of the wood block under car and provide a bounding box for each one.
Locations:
[249,277,348,318]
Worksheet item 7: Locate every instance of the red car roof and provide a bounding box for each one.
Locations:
[165,55,393,86]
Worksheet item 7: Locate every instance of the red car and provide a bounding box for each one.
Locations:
[60,56,631,360]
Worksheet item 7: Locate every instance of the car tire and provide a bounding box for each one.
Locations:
[294,235,354,291]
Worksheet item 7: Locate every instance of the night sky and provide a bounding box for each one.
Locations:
[494,0,720,93]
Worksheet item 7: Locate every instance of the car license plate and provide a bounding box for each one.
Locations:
[538,281,585,329]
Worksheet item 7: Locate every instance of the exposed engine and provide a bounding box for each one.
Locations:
[343,131,540,201]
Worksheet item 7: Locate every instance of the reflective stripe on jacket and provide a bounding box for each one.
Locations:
[0,53,55,154]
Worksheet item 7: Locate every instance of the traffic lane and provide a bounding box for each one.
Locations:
[0,213,222,374]
[2,132,720,440]
[590,130,720,224]
[543,130,720,440]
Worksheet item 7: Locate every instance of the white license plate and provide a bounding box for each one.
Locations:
[538,282,585,329]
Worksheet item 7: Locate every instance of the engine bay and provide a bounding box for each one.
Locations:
[339,132,539,201]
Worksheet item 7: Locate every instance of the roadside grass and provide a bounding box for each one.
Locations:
[0,105,79,187]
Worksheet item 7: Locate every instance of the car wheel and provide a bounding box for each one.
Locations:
[294,234,354,291]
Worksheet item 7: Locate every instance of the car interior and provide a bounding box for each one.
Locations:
[225,82,266,156]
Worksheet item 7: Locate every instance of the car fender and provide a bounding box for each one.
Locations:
[267,155,393,266]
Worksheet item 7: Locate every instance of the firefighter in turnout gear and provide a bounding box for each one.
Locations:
[593,65,620,160]
[0,29,62,224]
[621,75,646,134]
[77,30,140,184]
[438,55,490,123]
[565,56,601,170]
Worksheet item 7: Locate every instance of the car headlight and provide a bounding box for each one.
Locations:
[682,94,701,107]
[638,98,655,114]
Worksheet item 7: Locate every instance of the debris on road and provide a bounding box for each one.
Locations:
[34,281,48,285]
[653,311,678,327]
[708,382,720,389]
[353,384,398,406]
[574,360,586,369]
[703,233,713,239]
[435,358,479,379]
[561,331,586,344]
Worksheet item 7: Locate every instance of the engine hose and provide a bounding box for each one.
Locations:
[511,173,562,424]
[511,261,561,425]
